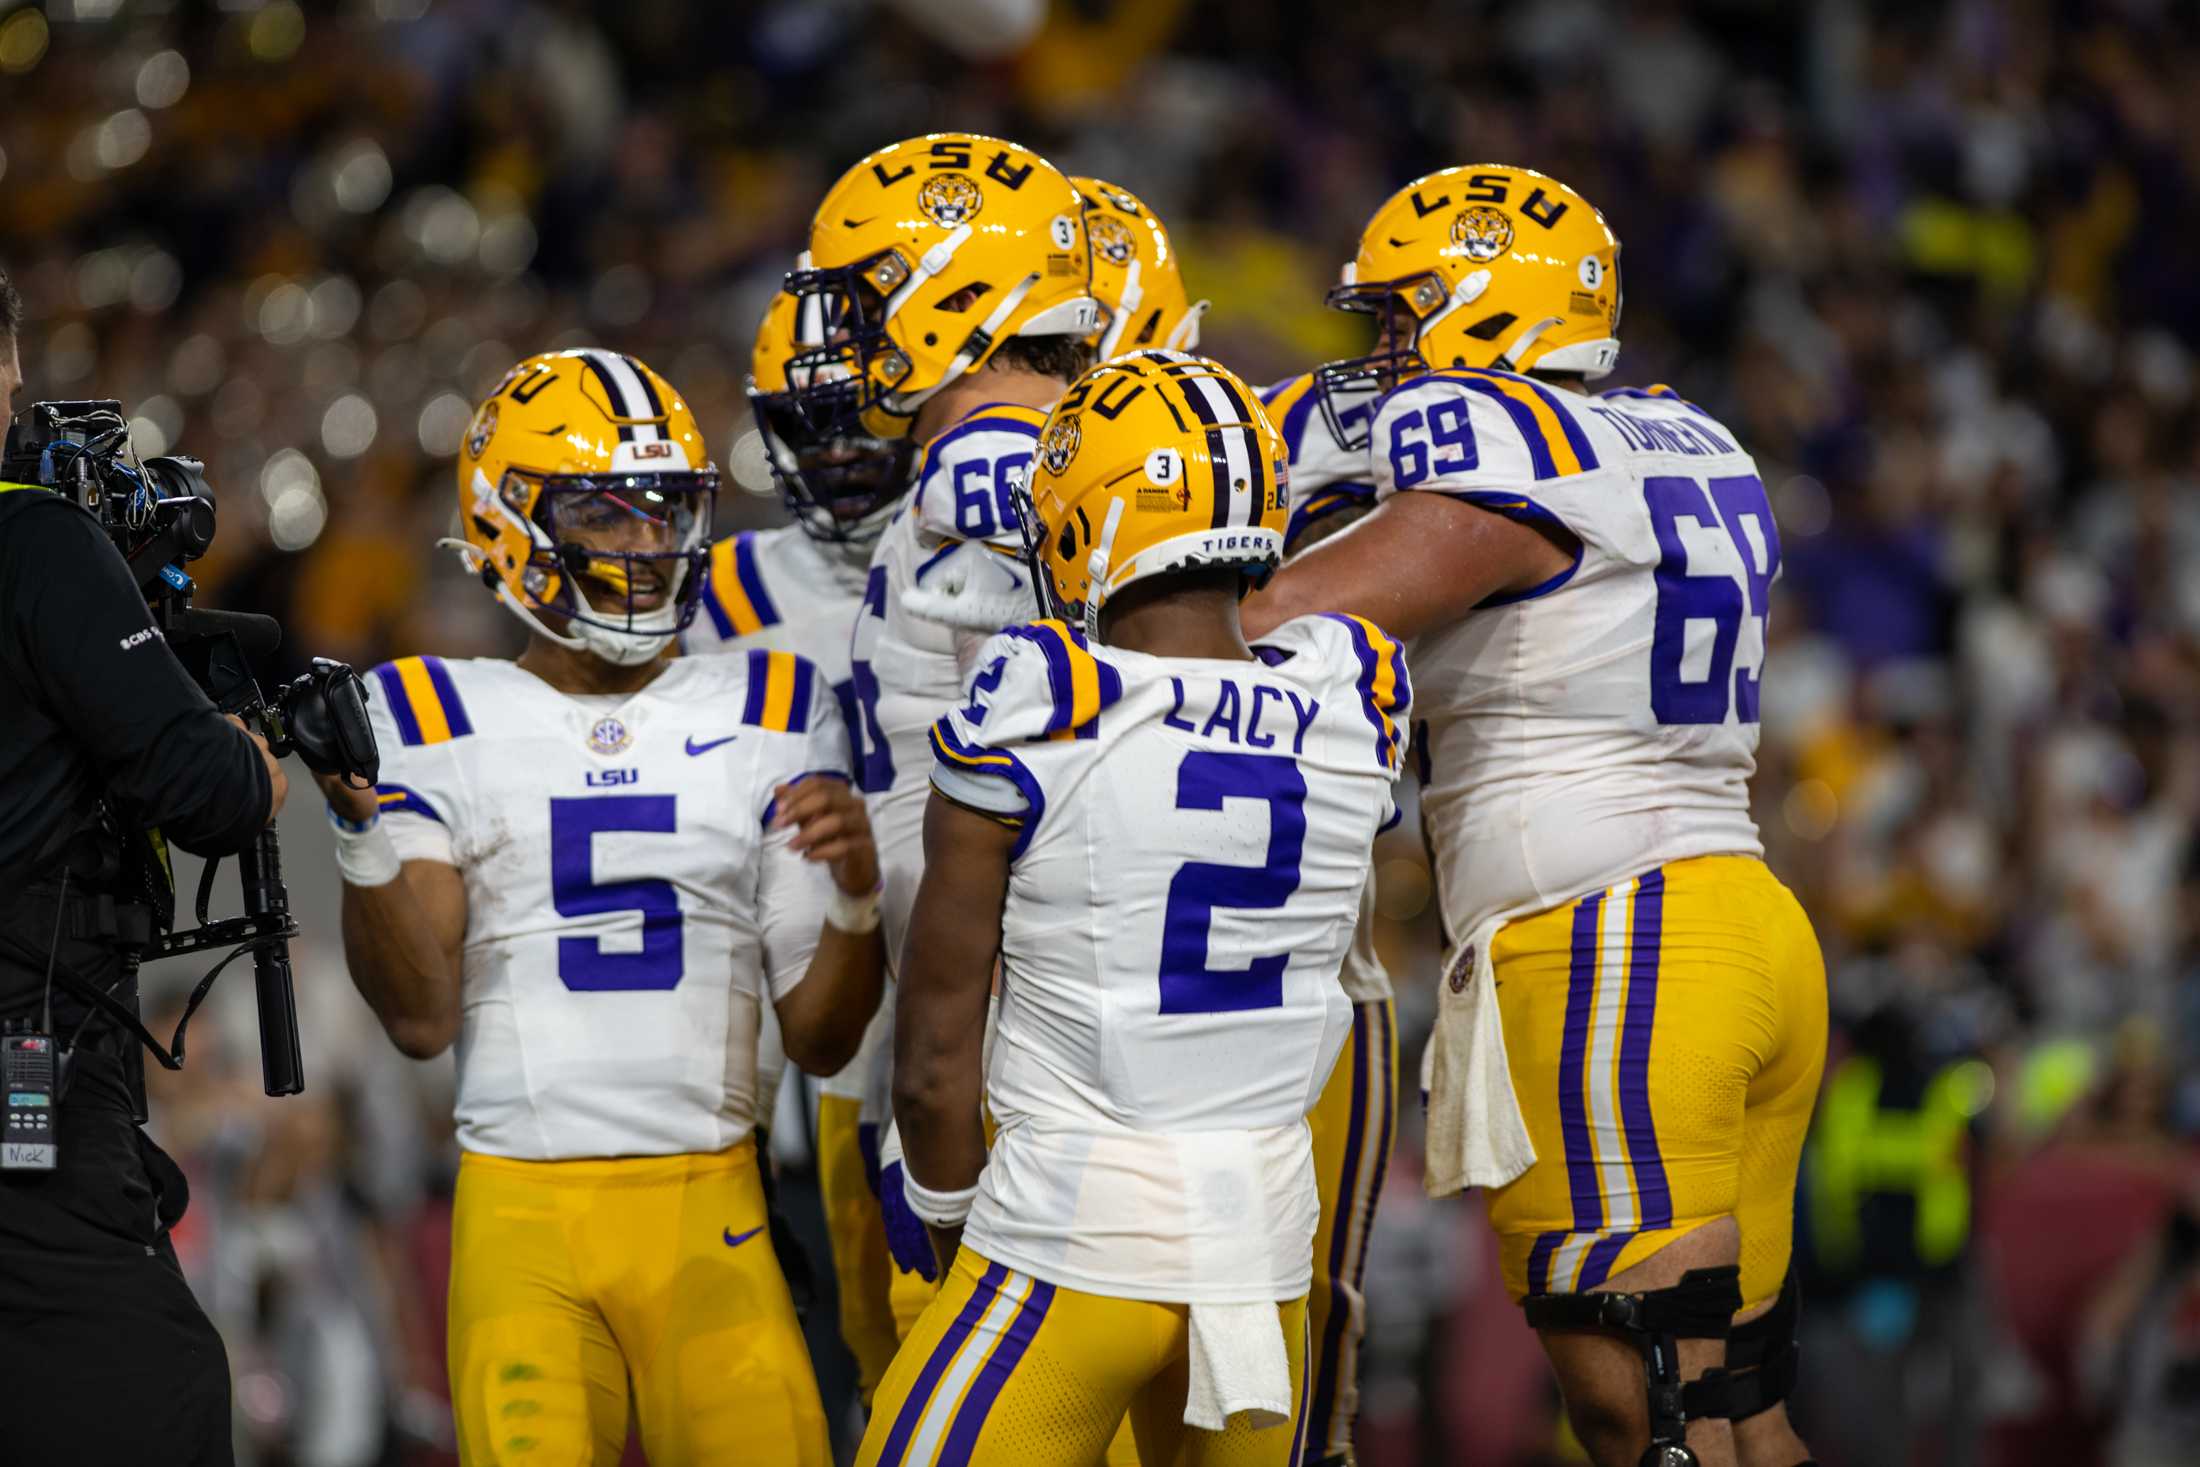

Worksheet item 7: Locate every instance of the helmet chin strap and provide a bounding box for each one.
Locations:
[440,534,680,663]
[1080,496,1127,642]
[886,271,1044,420]
[1095,260,1146,361]
[1491,314,1564,373]
[1412,270,1491,352]
[1164,300,1209,352]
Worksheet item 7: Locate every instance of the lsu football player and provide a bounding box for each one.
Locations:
[316,349,886,1466]
[689,286,912,1404]
[782,134,1098,1329]
[870,351,1409,1467]
[1245,168,1826,1467]
[1083,173,1399,1467]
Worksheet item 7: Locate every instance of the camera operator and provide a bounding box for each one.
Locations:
[0,262,287,1465]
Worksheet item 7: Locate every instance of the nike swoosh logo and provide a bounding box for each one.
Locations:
[842,216,875,229]
[723,1226,763,1248]
[1386,236,1412,248]
[686,734,738,756]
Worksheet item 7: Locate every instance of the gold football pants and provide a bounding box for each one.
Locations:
[861,1247,1309,1467]
[447,1139,829,1465]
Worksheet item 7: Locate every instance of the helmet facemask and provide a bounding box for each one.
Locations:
[750,383,912,545]
[1313,271,1466,452]
[518,472,716,665]
[782,251,919,440]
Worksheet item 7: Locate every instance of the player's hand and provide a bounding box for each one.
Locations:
[228,715,289,826]
[877,1159,941,1281]
[314,765,379,826]
[771,776,880,897]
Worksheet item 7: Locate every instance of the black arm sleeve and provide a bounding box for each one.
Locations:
[9,499,271,857]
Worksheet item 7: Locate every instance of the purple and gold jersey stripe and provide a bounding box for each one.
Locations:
[374,783,444,823]
[930,722,1045,857]
[740,649,814,733]
[1436,367,1600,480]
[1319,613,1411,771]
[1527,869,1674,1295]
[705,532,781,639]
[1001,620,1123,741]
[372,656,474,746]
[873,1260,1056,1466]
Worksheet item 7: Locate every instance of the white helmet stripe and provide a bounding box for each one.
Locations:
[587,351,663,443]
[1179,369,1255,528]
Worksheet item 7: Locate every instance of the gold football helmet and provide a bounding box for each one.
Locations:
[784,133,1099,441]
[1072,176,1206,360]
[453,349,716,665]
[1317,164,1620,447]
[747,281,909,543]
[1016,350,1286,640]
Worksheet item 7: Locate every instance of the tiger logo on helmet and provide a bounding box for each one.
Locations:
[1013,350,1286,641]
[1315,164,1620,451]
[916,172,984,227]
[451,349,718,666]
[783,134,1099,443]
[1071,175,1209,363]
[1448,204,1514,262]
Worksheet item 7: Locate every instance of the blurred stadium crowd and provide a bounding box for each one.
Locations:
[5,1,2200,1463]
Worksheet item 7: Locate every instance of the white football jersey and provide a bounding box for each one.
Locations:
[930,614,1408,1303]
[682,522,880,1111]
[852,402,1046,968]
[1371,371,1774,938]
[365,651,849,1161]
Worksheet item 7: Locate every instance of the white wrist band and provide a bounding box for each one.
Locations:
[826,882,883,934]
[332,813,401,887]
[901,1169,978,1228]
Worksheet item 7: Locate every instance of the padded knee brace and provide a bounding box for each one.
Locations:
[1522,1264,1744,1467]
[1691,1265,1801,1422]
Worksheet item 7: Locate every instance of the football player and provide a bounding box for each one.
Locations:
[1084,174,1400,1467]
[868,351,1409,1467]
[782,133,1099,1332]
[1245,167,1825,1467]
[689,286,913,1404]
[316,349,885,1467]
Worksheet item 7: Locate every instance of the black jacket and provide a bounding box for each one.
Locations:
[0,483,270,887]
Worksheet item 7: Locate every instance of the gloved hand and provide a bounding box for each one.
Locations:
[878,1159,940,1281]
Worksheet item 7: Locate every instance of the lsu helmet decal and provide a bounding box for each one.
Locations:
[1071,175,1207,361]
[746,281,910,544]
[1014,350,1286,641]
[1317,164,1620,448]
[783,133,1100,442]
[451,349,717,665]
